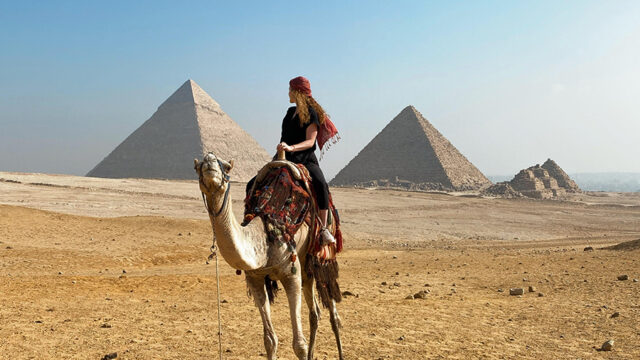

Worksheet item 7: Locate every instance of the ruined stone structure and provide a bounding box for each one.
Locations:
[87,80,271,181]
[509,165,564,199]
[541,159,580,192]
[481,182,523,199]
[330,105,491,191]
[502,159,581,199]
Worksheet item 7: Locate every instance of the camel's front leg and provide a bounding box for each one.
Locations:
[246,275,278,360]
[281,271,308,360]
[302,273,320,360]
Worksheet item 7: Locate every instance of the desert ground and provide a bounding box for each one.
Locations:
[1,171,639,359]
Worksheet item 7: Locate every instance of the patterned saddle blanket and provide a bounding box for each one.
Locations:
[242,163,343,259]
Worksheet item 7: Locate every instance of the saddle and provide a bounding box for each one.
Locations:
[243,151,343,307]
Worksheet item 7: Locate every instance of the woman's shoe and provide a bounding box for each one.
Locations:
[320,227,336,245]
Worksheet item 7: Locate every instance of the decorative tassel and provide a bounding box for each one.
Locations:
[319,134,341,161]
[304,253,342,308]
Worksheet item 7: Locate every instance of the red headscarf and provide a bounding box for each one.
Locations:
[289,76,340,156]
[289,76,312,96]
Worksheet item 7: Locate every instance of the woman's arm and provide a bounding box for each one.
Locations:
[278,123,318,152]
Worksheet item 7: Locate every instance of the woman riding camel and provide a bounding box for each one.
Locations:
[278,76,339,244]
[245,76,339,243]
[242,76,335,245]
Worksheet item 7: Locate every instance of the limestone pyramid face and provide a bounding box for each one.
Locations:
[87,80,271,181]
[331,105,491,191]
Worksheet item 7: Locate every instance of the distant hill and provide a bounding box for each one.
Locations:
[489,173,640,192]
[487,175,511,183]
[570,173,640,192]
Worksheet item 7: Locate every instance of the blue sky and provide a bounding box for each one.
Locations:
[1,1,639,179]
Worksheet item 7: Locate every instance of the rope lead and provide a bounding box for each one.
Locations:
[198,158,232,359]
[214,246,223,359]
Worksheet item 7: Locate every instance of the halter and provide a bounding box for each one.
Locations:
[200,158,231,218]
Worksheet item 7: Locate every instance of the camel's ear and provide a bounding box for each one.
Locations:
[218,159,233,174]
[194,159,200,172]
[228,160,235,173]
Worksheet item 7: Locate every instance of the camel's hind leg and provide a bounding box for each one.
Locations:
[329,299,344,360]
[302,273,320,360]
[246,275,278,360]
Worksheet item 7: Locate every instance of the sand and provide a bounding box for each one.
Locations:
[1,171,639,359]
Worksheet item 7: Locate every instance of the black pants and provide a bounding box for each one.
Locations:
[246,162,330,210]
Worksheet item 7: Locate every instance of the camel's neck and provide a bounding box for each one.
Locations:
[205,185,268,270]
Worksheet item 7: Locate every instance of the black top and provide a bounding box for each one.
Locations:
[280,106,319,165]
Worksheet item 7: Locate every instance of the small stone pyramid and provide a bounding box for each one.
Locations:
[484,158,580,199]
[541,159,580,192]
[506,159,580,198]
[509,164,562,199]
[331,105,490,191]
[87,80,271,181]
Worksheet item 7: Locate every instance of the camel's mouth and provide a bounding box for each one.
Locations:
[202,167,231,196]
[202,169,225,190]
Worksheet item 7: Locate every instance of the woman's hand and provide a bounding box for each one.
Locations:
[277,142,294,152]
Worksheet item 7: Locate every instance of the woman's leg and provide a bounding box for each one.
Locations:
[305,162,329,211]
[304,163,333,244]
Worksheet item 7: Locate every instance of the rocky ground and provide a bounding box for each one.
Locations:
[1,172,639,359]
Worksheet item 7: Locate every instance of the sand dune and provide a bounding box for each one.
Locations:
[1,172,639,359]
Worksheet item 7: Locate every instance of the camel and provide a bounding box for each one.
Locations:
[194,152,343,360]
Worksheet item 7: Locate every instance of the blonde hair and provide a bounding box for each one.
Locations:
[290,90,327,126]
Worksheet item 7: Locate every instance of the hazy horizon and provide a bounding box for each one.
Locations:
[1,1,639,181]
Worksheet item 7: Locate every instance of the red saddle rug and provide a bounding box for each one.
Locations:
[243,165,312,249]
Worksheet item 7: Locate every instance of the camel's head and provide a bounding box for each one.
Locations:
[194,152,234,195]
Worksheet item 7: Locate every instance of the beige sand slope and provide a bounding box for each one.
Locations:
[331,106,491,190]
[87,80,270,181]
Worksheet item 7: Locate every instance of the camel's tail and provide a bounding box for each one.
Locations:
[265,275,279,304]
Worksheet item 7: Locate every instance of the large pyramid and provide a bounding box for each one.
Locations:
[331,105,490,191]
[87,80,271,181]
